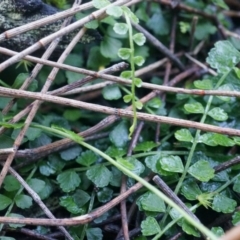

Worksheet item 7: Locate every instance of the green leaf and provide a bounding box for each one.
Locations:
[175,129,193,142]
[188,160,215,182]
[97,187,113,202]
[101,36,122,59]
[212,194,237,213]
[234,67,240,79]
[118,48,132,60]
[0,135,14,148]
[120,71,132,79]
[92,0,110,9]
[206,40,240,74]
[194,22,217,40]
[28,179,45,194]
[145,153,160,173]
[25,127,42,141]
[135,100,143,110]
[233,137,240,146]
[12,73,37,91]
[109,166,122,187]
[76,150,98,167]
[184,102,204,114]
[211,0,229,9]
[159,155,184,173]
[60,145,82,161]
[133,33,146,46]
[233,176,240,193]
[141,217,161,236]
[109,121,129,148]
[15,194,32,209]
[3,175,21,192]
[0,194,12,210]
[38,179,53,200]
[63,109,81,121]
[146,98,162,109]
[207,107,228,121]
[60,196,83,214]
[199,133,235,147]
[86,228,103,240]
[105,146,126,158]
[127,157,145,176]
[122,6,139,24]
[123,94,132,103]
[179,21,190,33]
[134,56,145,66]
[86,164,112,187]
[113,23,128,35]
[39,155,65,176]
[232,211,240,226]
[133,77,142,87]
[194,79,213,90]
[137,192,166,212]
[134,141,158,152]
[84,20,99,29]
[0,237,15,240]
[116,157,135,170]
[73,189,91,207]
[87,46,110,69]
[106,5,123,18]
[198,133,217,146]
[102,84,122,100]
[216,84,234,102]
[181,180,202,200]
[182,220,200,237]
[211,227,224,237]
[7,213,25,228]
[57,171,81,192]
[147,9,169,35]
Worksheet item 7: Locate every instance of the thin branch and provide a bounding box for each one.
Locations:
[1,87,240,136]
[0,176,151,226]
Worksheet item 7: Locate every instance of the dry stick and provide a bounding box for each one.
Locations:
[64,57,180,96]
[189,16,198,52]
[1,88,240,135]
[185,53,217,76]
[0,0,133,72]
[117,121,145,240]
[132,22,185,70]
[214,156,240,173]
[50,62,129,95]
[223,10,240,18]
[153,175,200,223]
[3,47,240,98]
[0,176,151,226]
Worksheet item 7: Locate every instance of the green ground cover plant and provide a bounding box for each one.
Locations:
[0,0,240,239]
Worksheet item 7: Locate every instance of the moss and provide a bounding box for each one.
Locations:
[0,0,99,58]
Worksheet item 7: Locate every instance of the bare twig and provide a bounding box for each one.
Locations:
[1,87,240,136]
